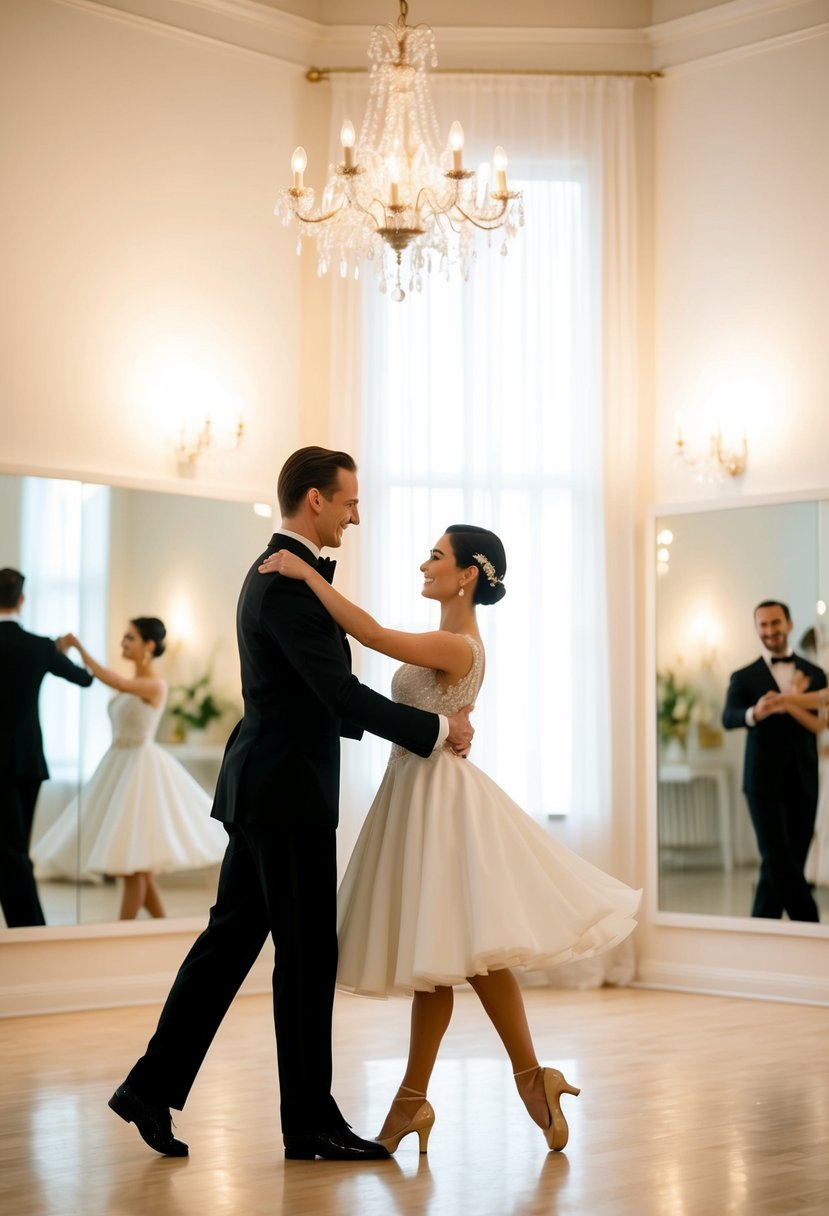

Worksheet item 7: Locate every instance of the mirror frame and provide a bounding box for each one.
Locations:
[0,459,274,945]
[647,485,829,939]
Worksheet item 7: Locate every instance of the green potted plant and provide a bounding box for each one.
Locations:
[168,674,222,743]
[656,668,697,761]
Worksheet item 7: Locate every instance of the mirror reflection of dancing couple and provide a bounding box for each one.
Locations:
[108,447,640,1163]
[1,570,226,927]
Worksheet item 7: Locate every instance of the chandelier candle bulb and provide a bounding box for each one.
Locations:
[493,146,509,193]
[388,157,401,206]
[449,120,464,171]
[340,119,355,169]
[291,146,307,190]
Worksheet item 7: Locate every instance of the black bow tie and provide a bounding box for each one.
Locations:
[771,656,795,665]
[317,556,337,584]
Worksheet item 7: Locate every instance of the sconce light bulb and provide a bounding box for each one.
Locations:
[340,119,355,149]
[817,600,827,616]
[657,547,670,563]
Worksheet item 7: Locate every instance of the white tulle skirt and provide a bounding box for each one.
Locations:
[336,749,641,997]
[32,742,227,879]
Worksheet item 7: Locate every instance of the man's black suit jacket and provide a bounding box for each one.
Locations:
[722,654,827,798]
[0,621,93,779]
[212,534,439,827]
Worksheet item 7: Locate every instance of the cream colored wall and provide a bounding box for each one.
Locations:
[0,0,307,498]
[653,29,829,504]
[642,26,829,1001]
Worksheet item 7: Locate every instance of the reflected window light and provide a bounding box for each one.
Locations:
[253,502,273,518]
[656,529,673,545]
[817,600,827,616]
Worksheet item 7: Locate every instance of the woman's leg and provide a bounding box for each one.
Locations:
[467,969,549,1129]
[143,873,166,918]
[119,873,147,920]
[377,986,454,1141]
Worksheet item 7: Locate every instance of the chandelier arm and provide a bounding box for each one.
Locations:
[414,183,457,218]
[290,198,349,226]
[451,198,512,232]
[347,196,388,230]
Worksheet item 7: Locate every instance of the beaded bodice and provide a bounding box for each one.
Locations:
[389,635,483,760]
[108,690,166,747]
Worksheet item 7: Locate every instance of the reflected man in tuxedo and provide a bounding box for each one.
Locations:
[112,447,474,1161]
[722,599,826,922]
[0,568,93,928]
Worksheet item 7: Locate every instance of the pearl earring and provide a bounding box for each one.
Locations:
[458,587,465,597]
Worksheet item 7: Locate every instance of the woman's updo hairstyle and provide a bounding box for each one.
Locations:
[446,525,507,607]
[131,616,167,658]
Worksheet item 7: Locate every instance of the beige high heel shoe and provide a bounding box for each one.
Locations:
[514,1065,581,1151]
[375,1085,436,1154]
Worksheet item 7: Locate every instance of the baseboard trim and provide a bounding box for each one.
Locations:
[0,958,273,1018]
[635,959,829,1007]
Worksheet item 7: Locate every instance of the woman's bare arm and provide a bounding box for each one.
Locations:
[67,636,165,706]
[259,550,474,681]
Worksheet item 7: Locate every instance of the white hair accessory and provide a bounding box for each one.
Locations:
[473,552,501,587]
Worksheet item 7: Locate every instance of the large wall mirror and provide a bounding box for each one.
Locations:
[654,495,829,931]
[0,472,272,932]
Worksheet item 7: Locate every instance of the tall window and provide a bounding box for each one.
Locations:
[356,174,608,821]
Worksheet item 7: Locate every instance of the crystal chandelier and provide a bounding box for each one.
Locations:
[274,0,523,301]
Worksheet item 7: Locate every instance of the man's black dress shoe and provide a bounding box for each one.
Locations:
[283,1127,391,1161]
[108,1083,189,1157]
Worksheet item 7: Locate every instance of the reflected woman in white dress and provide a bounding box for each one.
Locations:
[32,618,227,919]
[260,526,640,1155]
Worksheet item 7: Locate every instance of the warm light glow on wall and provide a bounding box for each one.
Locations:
[124,332,248,474]
[166,592,195,646]
[686,607,724,667]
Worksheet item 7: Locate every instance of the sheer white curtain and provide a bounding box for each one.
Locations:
[20,478,111,782]
[326,76,639,980]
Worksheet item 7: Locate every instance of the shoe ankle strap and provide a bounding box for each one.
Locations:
[513,1065,541,1078]
[397,1084,427,1099]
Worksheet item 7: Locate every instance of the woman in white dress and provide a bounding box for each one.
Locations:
[32,617,227,919]
[260,526,640,1155]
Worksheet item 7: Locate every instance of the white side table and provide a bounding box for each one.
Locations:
[658,761,734,872]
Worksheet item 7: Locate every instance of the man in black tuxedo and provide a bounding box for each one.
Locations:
[722,599,826,922]
[0,568,94,928]
[111,447,474,1161]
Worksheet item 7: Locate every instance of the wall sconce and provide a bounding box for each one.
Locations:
[176,416,245,477]
[674,420,748,482]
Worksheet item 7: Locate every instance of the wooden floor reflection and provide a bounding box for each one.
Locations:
[2,986,828,1215]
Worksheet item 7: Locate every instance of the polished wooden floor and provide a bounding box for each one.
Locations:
[1,986,827,1215]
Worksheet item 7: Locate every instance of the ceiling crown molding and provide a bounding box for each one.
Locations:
[60,0,653,72]
[645,0,829,68]
[55,0,829,74]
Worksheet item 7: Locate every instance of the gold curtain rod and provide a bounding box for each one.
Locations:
[306,66,663,82]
